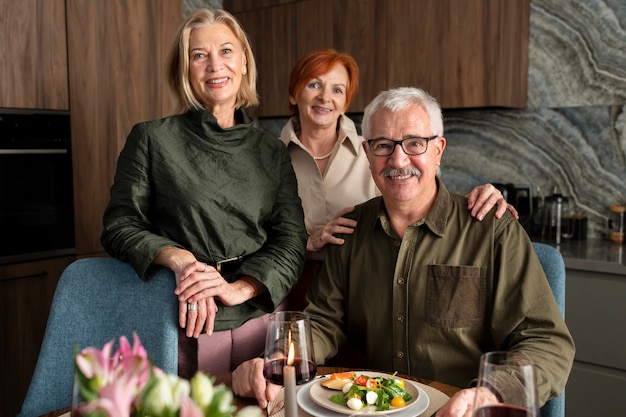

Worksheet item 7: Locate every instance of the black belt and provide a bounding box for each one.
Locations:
[207,255,245,276]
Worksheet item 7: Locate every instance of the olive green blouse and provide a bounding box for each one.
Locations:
[102,109,307,330]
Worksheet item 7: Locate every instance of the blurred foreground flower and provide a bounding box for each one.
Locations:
[73,333,263,417]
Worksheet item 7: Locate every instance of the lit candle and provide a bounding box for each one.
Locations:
[283,338,298,417]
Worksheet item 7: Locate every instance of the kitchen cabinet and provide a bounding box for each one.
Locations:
[226,0,385,116]
[224,0,530,117]
[0,255,75,416]
[0,2,182,414]
[564,268,626,417]
[66,0,182,257]
[0,0,69,110]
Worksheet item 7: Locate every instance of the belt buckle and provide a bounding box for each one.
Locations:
[215,255,243,273]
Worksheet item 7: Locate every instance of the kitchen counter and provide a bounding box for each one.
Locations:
[533,238,626,275]
[552,238,626,417]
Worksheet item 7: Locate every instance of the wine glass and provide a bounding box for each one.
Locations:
[263,310,317,385]
[472,351,540,417]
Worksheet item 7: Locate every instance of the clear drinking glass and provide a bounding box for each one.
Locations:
[262,311,317,385]
[472,351,539,417]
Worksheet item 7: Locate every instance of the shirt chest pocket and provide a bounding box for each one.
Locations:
[426,264,486,328]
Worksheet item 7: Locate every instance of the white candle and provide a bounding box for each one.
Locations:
[283,341,298,417]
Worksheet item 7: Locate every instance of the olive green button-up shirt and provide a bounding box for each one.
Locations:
[304,180,574,404]
[101,109,307,330]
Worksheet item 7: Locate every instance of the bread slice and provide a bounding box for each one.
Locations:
[321,377,351,390]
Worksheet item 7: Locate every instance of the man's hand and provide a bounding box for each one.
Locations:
[231,358,282,409]
[436,387,499,417]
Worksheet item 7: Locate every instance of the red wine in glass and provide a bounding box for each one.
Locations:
[263,357,317,385]
[474,404,534,417]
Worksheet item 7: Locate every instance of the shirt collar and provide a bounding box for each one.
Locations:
[279,114,363,156]
[373,177,451,237]
[336,115,363,156]
[187,108,253,142]
[424,178,451,236]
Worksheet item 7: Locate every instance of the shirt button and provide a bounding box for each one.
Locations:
[396,351,405,359]
[394,241,401,247]
[397,277,405,285]
[396,315,404,322]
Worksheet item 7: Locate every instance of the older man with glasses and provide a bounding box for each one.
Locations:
[231,87,574,417]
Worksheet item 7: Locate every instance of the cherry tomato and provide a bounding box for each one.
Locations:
[394,378,405,389]
[390,397,406,408]
[353,375,369,386]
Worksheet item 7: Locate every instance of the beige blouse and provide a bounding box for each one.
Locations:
[279,115,379,259]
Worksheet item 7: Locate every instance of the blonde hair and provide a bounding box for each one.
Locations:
[166,8,259,113]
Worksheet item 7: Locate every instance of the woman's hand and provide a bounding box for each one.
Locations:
[154,247,261,337]
[176,261,261,336]
[181,291,219,338]
[466,184,519,221]
[307,206,357,253]
[172,260,219,338]
[153,247,215,337]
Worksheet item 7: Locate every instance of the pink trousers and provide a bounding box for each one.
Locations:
[197,302,287,374]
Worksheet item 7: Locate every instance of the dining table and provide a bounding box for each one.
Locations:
[38,366,460,417]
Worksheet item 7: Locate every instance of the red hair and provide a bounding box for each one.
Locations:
[288,49,359,116]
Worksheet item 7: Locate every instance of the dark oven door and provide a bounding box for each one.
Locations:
[0,111,75,263]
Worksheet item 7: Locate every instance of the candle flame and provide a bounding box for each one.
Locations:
[287,340,295,366]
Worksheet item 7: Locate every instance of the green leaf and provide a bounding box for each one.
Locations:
[330,393,347,406]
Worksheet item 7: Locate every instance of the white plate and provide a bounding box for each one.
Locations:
[298,372,429,417]
[309,372,421,415]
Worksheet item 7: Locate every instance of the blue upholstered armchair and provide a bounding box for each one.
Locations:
[18,258,179,417]
[532,242,566,417]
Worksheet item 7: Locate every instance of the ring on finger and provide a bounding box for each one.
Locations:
[187,303,198,311]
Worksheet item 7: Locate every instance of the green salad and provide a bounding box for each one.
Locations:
[329,372,413,412]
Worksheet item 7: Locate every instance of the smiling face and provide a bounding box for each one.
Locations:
[188,23,247,112]
[290,63,349,130]
[363,104,446,207]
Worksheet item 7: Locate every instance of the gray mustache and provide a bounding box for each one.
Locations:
[381,167,421,178]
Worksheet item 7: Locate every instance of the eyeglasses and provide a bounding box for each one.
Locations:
[366,136,438,156]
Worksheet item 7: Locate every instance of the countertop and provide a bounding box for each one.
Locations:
[533,238,626,276]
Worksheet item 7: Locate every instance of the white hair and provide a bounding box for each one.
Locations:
[361,87,444,139]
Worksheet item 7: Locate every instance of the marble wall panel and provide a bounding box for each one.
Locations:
[442,105,626,239]
[528,0,626,108]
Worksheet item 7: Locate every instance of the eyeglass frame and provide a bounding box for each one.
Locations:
[365,135,439,156]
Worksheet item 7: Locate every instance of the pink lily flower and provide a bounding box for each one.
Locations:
[180,395,205,417]
[75,399,120,417]
[75,339,116,392]
[113,334,152,387]
[96,368,144,417]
